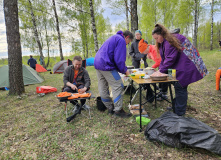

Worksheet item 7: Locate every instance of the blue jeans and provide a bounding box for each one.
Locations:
[174,82,188,116]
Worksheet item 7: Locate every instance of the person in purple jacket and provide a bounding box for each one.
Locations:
[152,24,208,116]
[94,30,133,118]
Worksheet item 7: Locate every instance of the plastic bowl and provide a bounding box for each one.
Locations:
[136,117,151,125]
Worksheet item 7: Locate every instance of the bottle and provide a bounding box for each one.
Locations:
[168,69,172,80]
[172,69,176,79]
[140,58,144,69]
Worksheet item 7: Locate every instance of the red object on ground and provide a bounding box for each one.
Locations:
[216,69,221,90]
[36,86,57,94]
[36,64,47,72]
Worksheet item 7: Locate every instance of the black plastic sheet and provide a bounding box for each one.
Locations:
[145,112,221,155]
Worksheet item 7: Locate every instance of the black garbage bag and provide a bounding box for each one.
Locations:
[144,112,221,155]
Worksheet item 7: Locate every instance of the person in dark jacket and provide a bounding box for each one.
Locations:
[129,30,148,68]
[63,56,91,110]
[27,55,37,70]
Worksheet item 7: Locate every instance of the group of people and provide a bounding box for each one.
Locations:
[63,24,208,119]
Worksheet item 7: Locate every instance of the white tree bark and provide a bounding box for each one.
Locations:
[89,0,99,53]
[52,0,64,60]
[28,0,46,68]
[210,0,214,50]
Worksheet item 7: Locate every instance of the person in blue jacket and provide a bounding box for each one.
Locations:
[27,55,37,70]
[94,30,133,118]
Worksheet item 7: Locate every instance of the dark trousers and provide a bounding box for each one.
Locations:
[173,82,188,116]
[63,86,86,106]
[31,66,36,70]
[159,83,168,93]
[132,59,148,69]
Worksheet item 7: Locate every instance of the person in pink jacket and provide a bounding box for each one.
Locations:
[138,39,161,69]
[139,39,168,101]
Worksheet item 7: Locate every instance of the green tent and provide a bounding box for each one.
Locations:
[0,65,44,88]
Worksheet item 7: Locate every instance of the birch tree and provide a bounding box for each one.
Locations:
[28,0,46,68]
[210,0,214,50]
[130,0,138,33]
[89,0,98,53]
[52,0,64,60]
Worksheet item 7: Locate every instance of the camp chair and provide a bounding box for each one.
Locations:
[59,90,95,122]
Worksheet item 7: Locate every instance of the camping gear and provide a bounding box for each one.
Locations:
[53,59,72,74]
[144,67,155,75]
[86,57,94,66]
[96,96,107,111]
[36,64,47,72]
[56,92,72,100]
[0,65,44,88]
[144,112,221,155]
[136,117,151,126]
[36,86,57,94]
[53,59,86,74]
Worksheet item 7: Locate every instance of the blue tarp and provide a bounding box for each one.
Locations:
[86,57,95,66]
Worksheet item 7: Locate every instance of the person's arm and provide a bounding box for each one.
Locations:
[63,67,77,90]
[159,41,179,73]
[83,70,91,90]
[27,59,30,65]
[129,42,135,58]
[114,39,127,74]
[35,59,37,64]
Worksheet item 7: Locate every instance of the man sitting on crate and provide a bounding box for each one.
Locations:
[63,56,91,113]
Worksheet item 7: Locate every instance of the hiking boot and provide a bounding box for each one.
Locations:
[157,92,168,101]
[114,109,132,118]
[72,105,81,114]
[108,108,115,115]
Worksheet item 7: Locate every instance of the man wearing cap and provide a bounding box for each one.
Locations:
[129,30,148,68]
[94,30,133,118]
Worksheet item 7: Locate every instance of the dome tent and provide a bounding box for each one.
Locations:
[0,65,44,88]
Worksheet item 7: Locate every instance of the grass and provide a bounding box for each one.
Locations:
[0,49,221,159]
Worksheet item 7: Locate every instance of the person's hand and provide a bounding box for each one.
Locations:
[125,70,130,77]
[79,87,87,94]
[70,84,77,91]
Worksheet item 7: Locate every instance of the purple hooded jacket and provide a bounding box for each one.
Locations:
[94,31,127,74]
[159,34,208,87]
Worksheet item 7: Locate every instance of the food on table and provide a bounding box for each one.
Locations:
[150,72,168,77]
[57,92,72,97]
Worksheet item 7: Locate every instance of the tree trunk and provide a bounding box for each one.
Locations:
[89,0,99,53]
[28,0,46,68]
[52,0,64,60]
[125,0,130,58]
[130,0,138,33]
[80,1,89,58]
[210,0,214,50]
[193,0,198,48]
[44,23,50,67]
[4,0,25,95]
[125,0,129,30]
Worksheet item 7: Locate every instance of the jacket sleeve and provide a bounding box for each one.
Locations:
[83,69,91,89]
[152,57,161,68]
[129,42,135,58]
[114,39,127,74]
[35,59,37,64]
[27,59,30,65]
[159,41,179,73]
[63,67,70,86]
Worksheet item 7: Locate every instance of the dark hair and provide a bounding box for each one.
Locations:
[30,55,33,58]
[152,24,182,55]
[73,56,82,61]
[123,30,134,40]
